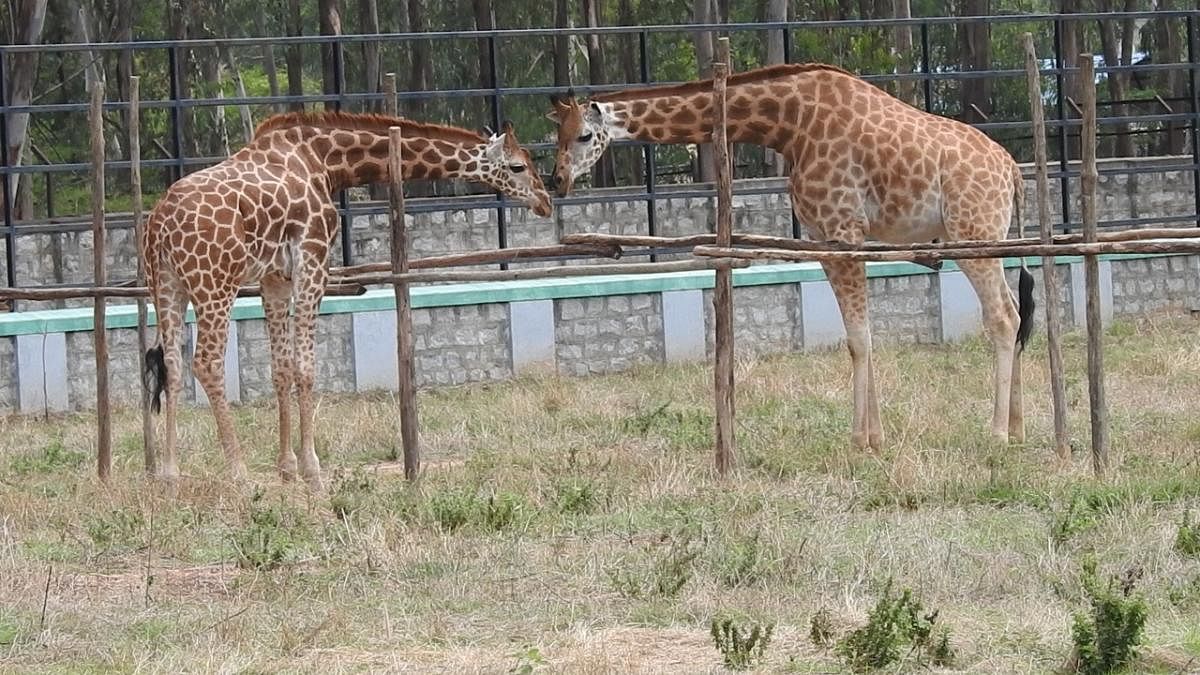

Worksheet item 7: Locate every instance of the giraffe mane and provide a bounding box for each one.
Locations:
[253,110,488,146]
[588,63,855,103]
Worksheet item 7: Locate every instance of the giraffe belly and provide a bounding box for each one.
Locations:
[867,197,945,244]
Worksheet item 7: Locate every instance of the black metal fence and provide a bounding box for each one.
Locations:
[1,10,1198,289]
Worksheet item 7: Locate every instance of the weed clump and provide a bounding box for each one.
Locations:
[329,468,375,520]
[1174,509,1200,558]
[835,580,954,673]
[231,488,304,571]
[1069,558,1147,675]
[427,487,531,532]
[607,530,701,599]
[809,608,834,648]
[710,616,774,671]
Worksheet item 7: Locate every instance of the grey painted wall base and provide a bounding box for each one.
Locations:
[1070,261,1114,328]
[510,300,556,374]
[662,290,706,361]
[800,280,846,349]
[16,332,68,414]
[938,270,982,342]
[352,310,399,391]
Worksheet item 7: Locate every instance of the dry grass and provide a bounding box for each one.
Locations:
[3,313,1200,673]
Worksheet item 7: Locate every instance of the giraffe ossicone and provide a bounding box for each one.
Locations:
[547,62,1036,449]
[141,111,552,490]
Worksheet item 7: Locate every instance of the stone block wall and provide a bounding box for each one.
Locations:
[3,155,1195,309]
[1109,255,1200,316]
[555,294,664,376]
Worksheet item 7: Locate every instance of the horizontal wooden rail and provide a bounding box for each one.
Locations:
[691,238,1200,264]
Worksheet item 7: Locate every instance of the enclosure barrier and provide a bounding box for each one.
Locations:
[3,51,1199,480]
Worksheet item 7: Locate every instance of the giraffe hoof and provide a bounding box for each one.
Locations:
[157,464,180,482]
[278,458,298,483]
[851,432,871,450]
[869,432,885,451]
[303,474,325,493]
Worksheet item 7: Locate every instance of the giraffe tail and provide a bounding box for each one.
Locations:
[1012,162,1036,352]
[144,344,166,414]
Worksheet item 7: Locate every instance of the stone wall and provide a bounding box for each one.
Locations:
[3,252,1199,415]
[3,155,1195,308]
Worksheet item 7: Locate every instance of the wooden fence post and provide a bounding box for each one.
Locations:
[712,37,735,476]
[388,123,420,480]
[90,83,111,481]
[1078,53,1108,477]
[1022,33,1070,461]
[130,75,156,475]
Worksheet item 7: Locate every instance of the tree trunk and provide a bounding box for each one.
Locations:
[893,0,918,108]
[1153,0,1185,155]
[220,46,255,144]
[475,0,497,90]
[692,0,716,183]
[255,10,282,110]
[1096,0,1136,157]
[359,0,381,111]
[1060,0,1080,160]
[407,0,431,117]
[319,0,343,109]
[616,0,642,184]
[286,0,305,111]
[957,0,991,124]
[3,0,49,208]
[583,0,616,187]
[764,0,788,176]
[552,0,570,87]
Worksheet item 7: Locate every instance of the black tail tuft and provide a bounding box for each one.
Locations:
[1016,266,1036,351]
[144,345,166,414]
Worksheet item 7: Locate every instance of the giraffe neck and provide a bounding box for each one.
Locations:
[314,132,489,192]
[600,69,838,162]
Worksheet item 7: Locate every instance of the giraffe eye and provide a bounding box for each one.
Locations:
[577,132,593,143]
[508,164,526,173]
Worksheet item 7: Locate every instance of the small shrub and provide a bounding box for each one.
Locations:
[85,507,145,552]
[607,532,701,600]
[1167,573,1200,609]
[231,488,301,571]
[714,531,770,588]
[481,491,529,531]
[1069,559,1148,675]
[507,645,547,674]
[809,608,834,648]
[428,489,479,532]
[9,439,86,475]
[835,580,954,673]
[710,617,774,671]
[555,479,598,515]
[329,469,375,521]
[1174,510,1200,558]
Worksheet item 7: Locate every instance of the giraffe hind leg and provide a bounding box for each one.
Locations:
[192,292,249,482]
[261,274,299,482]
[147,272,189,481]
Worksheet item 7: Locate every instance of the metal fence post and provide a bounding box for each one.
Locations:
[1187,15,1199,226]
[168,46,186,183]
[919,22,932,112]
[334,39,353,267]
[0,50,15,290]
[640,31,658,259]
[487,34,508,269]
[1053,19,1072,234]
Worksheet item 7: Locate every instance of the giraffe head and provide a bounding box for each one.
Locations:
[479,120,553,217]
[546,91,623,197]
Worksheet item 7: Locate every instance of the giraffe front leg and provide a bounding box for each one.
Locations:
[261,275,298,482]
[193,295,249,483]
[291,265,328,492]
[819,259,880,451]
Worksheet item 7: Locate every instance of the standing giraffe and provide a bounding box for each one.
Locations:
[142,112,552,489]
[547,63,1035,448]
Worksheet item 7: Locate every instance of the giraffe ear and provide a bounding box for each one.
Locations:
[545,110,562,124]
[585,101,605,125]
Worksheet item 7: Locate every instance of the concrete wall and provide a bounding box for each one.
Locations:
[3,253,1197,416]
[2,155,1195,310]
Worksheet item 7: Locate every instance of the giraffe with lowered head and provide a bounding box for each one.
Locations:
[142,112,553,489]
[547,63,1035,449]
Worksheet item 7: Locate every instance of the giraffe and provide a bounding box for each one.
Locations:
[141,112,553,489]
[546,63,1035,449]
